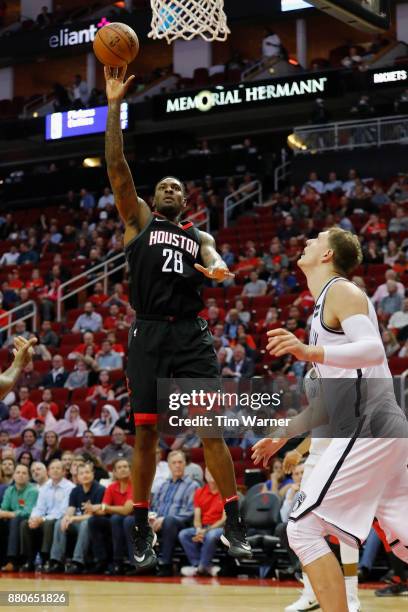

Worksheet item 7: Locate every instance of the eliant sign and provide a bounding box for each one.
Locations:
[48,17,110,49]
[155,73,337,119]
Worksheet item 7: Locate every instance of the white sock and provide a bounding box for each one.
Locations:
[303,573,316,599]
[345,575,359,601]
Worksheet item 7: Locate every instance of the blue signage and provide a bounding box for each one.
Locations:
[45,103,128,140]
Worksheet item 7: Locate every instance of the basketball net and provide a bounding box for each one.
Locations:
[148,0,230,43]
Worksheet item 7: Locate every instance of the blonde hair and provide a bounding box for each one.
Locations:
[327,228,363,277]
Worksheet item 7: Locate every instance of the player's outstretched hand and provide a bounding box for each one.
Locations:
[194,263,235,283]
[104,65,135,103]
[266,328,311,360]
[12,336,37,370]
[283,449,302,474]
[251,437,288,468]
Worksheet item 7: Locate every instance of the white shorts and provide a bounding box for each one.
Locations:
[290,437,408,547]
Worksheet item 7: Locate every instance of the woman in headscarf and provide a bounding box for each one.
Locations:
[89,403,119,436]
[26,402,57,432]
[53,405,88,439]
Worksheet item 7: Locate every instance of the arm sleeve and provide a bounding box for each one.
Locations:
[323,314,385,369]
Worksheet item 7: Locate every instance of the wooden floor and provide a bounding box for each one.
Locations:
[0,576,404,612]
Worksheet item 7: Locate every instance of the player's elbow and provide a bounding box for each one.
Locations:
[365,339,385,366]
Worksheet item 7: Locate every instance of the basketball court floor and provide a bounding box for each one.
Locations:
[0,576,404,611]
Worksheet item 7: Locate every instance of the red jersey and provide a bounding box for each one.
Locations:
[194,484,223,526]
[20,401,37,420]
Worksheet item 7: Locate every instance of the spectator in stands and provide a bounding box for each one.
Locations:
[47,462,105,574]
[224,308,242,340]
[323,171,343,193]
[1,457,15,486]
[89,404,119,437]
[98,187,114,209]
[363,239,383,264]
[20,459,75,571]
[262,28,281,59]
[74,431,102,459]
[86,370,115,405]
[17,387,36,420]
[0,464,39,572]
[152,448,171,498]
[38,321,59,349]
[301,171,324,195]
[40,431,62,467]
[262,457,292,497]
[5,321,30,350]
[100,427,133,466]
[60,451,73,479]
[106,331,125,356]
[18,451,34,469]
[383,240,400,266]
[139,450,199,577]
[351,95,375,120]
[36,5,52,27]
[381,329,400,358]
[17,243,39,266]
[241,271,267,298]
[42,354,68,389]
[0,431,14,456]
[280,462,305,523]
[95,340,123,371]
[30,462,48,489]
[235,323,257,356]
[1,405,27,438]
[389,206,408,233]
[179,467,225,577]
[54,405,87,440]
[15,429,41,462]
[27,402,57,433]
[220,244,234,268]
[89,282,108,308]
[341,46,362,69]
[0,246,19,266]
[103,305,121,331]
[38,389,58,417]
[222,344,255,380]
[103,283,128,308]
[398,339,408,357]
[78,187,95,212]
[263,241,289,273]
[64,358,89,390]
[72,302,103,334]
[388,298,408,341]
[86,458,133,575]
[72,77,89,110]
[371,270,405,307]
[69,331,100,359]
[370,183,390,209]
[16,362,42,391]
[278,215,298,242]
[378,280,404,316]
[360,214,386,238]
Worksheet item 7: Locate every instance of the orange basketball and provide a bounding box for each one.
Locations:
[93,22,139,67]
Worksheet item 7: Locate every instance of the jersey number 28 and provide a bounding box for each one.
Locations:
[162,248,184,274]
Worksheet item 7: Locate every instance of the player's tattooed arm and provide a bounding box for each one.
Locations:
[195,231,235,283]
[104,66,151,236]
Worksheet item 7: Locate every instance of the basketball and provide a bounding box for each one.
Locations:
[93,23,139,67]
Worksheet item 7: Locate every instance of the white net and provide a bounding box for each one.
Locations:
[148,0,230,43]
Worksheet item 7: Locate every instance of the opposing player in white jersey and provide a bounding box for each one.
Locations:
[283,372,361,612]
[252,228,408,612]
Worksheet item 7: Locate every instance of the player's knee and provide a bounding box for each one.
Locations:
[287,515,331,567]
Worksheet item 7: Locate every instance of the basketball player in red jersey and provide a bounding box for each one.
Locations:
[104,66,251,573]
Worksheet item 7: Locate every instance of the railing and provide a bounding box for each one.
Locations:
[186,208,210,233]
[223,180,263,228]
[292,115,408,155]
[274,160,291,191]
[56,252,126,322]
[0,301,38,338]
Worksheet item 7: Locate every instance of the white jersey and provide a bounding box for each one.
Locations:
[309,276,391,379]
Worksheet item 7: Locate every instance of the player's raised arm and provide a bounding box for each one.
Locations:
[267,281,385,368]
[104,66,151,236]
[194,231,235,283]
